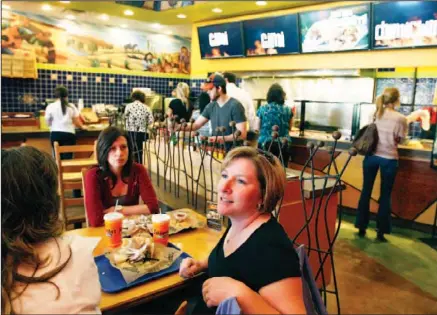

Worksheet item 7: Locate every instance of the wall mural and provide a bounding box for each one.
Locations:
[1,9,191,74]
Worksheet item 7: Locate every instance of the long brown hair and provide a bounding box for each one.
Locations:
[375,87,400,119]
[1,146,69,314]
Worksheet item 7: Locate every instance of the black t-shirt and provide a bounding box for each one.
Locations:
[192,216,301,314]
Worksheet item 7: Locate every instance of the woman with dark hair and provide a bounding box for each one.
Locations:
[168,98,190,123]
[45,85,86,159]
[1,146,101,314]
[125,90,154,164]
[84,126,159,227]
[256,83,293,165]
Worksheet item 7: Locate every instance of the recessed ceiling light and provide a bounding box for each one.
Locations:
[99,14,109,21]
[121,24,128,28]
[66,14,75,20]
[176,14,187,19]
[2,4,11,9]
[59,1,71,3]
[256,1,267,6]
[166,30,173,35]
[42,4,52,11]
[212,8,223,13]
[124,9,134,16]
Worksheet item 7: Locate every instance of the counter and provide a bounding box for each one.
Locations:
[288,130,437,229]
[1,125,108,155]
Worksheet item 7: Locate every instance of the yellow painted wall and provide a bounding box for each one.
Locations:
[191,1,437,77]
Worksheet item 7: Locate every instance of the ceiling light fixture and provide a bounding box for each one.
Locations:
[124,9,134,16]
[256,1,267,6]
[176,14,187,19]
[42,4,52,11]
[212,8,223,13]
[66,14,75,20]
[99,14,109,21]
[2,4,11,9]
[152,23,163,29]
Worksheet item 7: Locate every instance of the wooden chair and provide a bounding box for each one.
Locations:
[81,168,91,228]
[54,141,97,229]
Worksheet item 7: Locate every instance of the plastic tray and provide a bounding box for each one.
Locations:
[94,243,191,293]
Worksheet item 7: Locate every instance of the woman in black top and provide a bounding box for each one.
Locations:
[179,147,305,314]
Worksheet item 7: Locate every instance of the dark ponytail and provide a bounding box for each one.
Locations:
[54,85,69,116]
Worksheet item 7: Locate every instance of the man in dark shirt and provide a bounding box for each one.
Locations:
[183,74,247,148]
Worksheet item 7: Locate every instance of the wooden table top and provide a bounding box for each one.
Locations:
[66,226,223,312]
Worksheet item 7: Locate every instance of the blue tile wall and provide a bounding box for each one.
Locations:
[1,71,244,112]
[1,69,192,112]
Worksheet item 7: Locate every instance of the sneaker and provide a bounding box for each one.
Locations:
[357,229,366,237]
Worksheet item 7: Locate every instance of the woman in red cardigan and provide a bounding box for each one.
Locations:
[84,126,159,227]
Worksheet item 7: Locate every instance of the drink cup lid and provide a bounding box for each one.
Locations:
[152,213,170,222]
[104,212,124,221]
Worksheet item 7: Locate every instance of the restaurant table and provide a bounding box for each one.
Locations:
[65,226,224,312]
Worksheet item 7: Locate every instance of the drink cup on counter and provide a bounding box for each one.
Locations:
[104,212,124,248]
[152,214,170,246]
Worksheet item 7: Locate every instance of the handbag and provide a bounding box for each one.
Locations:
[352,116,379,156]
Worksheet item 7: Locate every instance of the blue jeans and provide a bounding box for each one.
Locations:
[355,155,399,234]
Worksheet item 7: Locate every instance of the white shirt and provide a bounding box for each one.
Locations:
[45,100,79,134]
[125,101,154,133]
[226,83,257,130]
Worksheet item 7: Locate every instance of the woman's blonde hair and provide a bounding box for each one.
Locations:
[1,146,68,314]
[175,82,190,107]
[375,87,400,119]
[221,147,286,213]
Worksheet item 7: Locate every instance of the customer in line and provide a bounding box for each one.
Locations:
[182,74,247,152]
[1,146,101,314]
[223,72,257,131]
[45,85,86,159]
[355,87,408,242]
[84,126,159,227]
[125,90,154,164]
[179,147,306,314]
[171,82,192,119]
[256,83,293,166]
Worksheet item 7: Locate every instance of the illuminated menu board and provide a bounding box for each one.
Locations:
[373,1,437,49]
[197,22,244,59]
[299,4,370,53]
[243,14,299,56]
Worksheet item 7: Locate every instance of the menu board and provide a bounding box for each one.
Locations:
[299,4,370,53]
[375,78,415,104]
[243,14,299,56]
[373,1,437,49]
[198,22,244,59]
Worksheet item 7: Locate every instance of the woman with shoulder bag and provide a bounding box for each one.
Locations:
[355,87,408,242]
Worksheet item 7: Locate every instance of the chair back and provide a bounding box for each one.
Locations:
[54,141,97,229]
[81,167,91,228]
[296,245,328,315]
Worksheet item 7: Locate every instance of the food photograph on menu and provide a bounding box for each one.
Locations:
[197,22,244,59]
[243,14,299,56]
[373,1,437,49]
[300,4,370,53]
